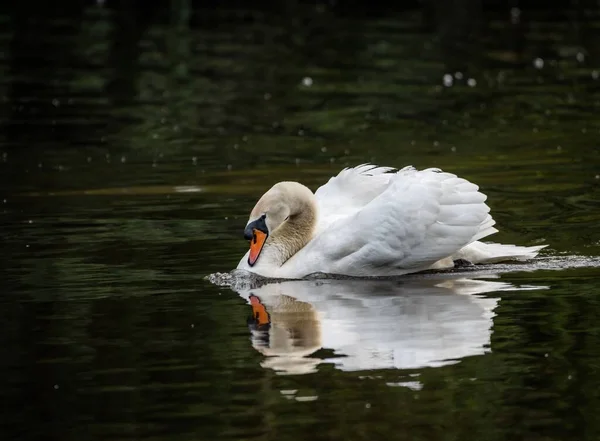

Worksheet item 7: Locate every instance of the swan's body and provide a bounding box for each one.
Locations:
[237,164,546,278]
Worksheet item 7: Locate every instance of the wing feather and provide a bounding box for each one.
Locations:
[313,163,396,233]
[281,166,498,277]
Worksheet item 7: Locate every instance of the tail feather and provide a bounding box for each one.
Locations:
[454,241,547,264]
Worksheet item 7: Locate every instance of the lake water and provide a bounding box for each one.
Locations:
[2,2,600,441]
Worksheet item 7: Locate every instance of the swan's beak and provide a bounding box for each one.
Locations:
[249,230,267,265]
[244,216,268,266]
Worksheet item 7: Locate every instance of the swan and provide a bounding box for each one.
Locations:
[236,164,546,278]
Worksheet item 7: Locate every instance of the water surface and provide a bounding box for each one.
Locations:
[1,2,600,441]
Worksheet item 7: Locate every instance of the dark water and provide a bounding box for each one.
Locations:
[2,2,600,441]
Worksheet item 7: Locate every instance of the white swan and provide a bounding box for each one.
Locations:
[236,164,546,278]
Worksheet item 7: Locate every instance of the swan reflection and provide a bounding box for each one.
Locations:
[233,275,546,375]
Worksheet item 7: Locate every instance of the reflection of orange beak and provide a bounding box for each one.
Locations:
[249,295,270,326]
[248,229,267,266]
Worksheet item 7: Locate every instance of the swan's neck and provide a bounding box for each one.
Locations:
[265,188,316,267]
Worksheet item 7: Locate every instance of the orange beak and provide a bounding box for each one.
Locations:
[248,229,267,266]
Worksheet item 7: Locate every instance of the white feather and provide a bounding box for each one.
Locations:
[238,164,546,278]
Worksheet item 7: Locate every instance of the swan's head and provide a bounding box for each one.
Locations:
[243,182,314,266]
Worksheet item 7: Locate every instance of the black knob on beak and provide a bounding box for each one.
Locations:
[244,225,254,241]
[243,215,267,241]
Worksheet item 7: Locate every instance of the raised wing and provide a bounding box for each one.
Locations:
[284,166,497,277]
[313,164,396,233]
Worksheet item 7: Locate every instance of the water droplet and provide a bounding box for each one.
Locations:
[544,353,549,357]
[344,149,350,155]
[295,158,300,165]
[192,157,197,165]
[576,52,585,63]
[233,144,239,150]
[52,98,60,107]
[121,156,126,163]
[454,72,463,80]
[582,127,587,133]
[152,133,159,139]
[227,164,232,171]
[467,78,477,87]
[242,136,248,142]
[568,375,572,380]
[595,175,599,179]
[451,146,457,152]
[53,384,59,389]
[510,7,521,23]
[3,199,7,204]
[302,77,313,87]
[87,157,92,163]
[533,58,544,69]
[365,403,371,409]
[152,161,157,168]
[411,140,416,145]
[264,92,272,100]
[533,127,538,133]
[433,140,439,146]
[28,220,33,224]
[298,129,304,136]
[592,70,599,80]
[443,74,453,87]
[191,324,195,328]
[330,157,335,163]
[557,145,562,151]
[321,146,327,152]
[26,244,30,248]
[38,163,42,168]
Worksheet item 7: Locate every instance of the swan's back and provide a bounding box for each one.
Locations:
[281,165,498,277]
[314,164,396,233]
